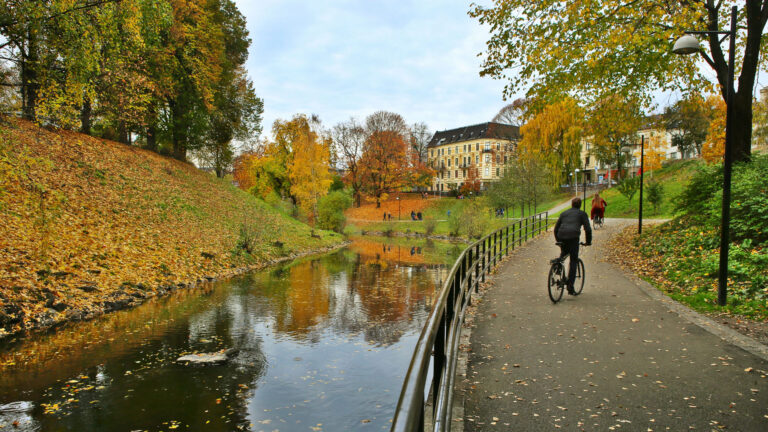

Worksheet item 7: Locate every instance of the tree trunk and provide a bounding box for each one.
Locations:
[118,121,129,144]
[21,29,38,120]
[170,99,187,161]
[146,106,158,152]
[80,96,92,135]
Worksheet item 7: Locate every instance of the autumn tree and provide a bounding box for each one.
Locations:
[703,96,727,163]
[332,118,366,207]
[358,111,410,208]
[587,95,644,179]
[286,115,333,223]
[518,98,583,187]
[408,122,435,192]
[470,0,767,163]
[460,167,482,195]
[492,98,529,126]
[663,94,713,158]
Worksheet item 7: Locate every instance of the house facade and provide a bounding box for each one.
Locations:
[427,122,520,192]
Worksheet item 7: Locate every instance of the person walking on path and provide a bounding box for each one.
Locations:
[554,197,592,294]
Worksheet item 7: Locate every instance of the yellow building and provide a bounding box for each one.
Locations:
[427,122,520,192]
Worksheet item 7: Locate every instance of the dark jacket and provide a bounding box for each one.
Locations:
[554,207,592,243]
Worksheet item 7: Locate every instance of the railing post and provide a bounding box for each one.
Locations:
[505,226,509,255]
[467,249,473,304]
[481,239,486,283]
[474,244,480,292]
[525,217,529,240]
[433,313,446,410]
[492,232,496,267]
[518,220,522,246]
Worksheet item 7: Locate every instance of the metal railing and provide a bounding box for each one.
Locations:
[391,212,555,432]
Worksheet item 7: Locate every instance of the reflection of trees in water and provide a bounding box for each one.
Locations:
[252,242,451,347]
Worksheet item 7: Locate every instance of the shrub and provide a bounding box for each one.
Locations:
[317,190,352,232]
[645,181,664,214]
[617,176,639,203]
[423,217,437,235]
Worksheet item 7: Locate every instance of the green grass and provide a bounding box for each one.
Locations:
[552,159,702,219]
[345,192,569,239]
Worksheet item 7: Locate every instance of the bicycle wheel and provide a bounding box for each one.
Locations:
[548,263,565,303]
[572,258,585,295]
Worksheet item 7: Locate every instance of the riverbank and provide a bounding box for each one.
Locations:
[0,118,344,338]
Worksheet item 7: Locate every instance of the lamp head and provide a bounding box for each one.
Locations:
[673,34,701,55]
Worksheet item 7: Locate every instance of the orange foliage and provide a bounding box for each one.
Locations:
[345,195,435,221]
[232,150,260,191]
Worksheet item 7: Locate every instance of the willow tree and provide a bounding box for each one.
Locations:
[470,0,768,163]
[588,94,645,178]
[518,98,583,187]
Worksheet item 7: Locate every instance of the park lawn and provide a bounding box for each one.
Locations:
[345,192,569,239]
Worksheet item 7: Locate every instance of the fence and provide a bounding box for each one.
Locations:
[390,211,555,432]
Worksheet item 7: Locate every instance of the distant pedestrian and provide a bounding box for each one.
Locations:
[383,212,386,221]
[417,212,422,220]
[411,210,416,220]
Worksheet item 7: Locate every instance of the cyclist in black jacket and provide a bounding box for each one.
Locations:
[554,198,592,294]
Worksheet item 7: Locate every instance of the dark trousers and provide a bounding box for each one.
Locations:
[559,238,580,289]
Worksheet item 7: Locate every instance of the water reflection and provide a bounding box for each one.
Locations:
[0,236,460,431]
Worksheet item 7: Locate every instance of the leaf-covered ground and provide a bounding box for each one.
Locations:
[0,118,343,338]
[607,223,768,345]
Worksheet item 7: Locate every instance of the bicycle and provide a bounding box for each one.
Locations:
[548,242,587,303]
[592,214,604,229]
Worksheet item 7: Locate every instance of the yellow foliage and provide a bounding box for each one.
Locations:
[702,96,726,164]
[519,98,583,186]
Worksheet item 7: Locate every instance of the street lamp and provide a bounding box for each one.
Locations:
[396,195,401,220]
[673,6,736,306]
[622,135,645,235]
[575,168,580,195]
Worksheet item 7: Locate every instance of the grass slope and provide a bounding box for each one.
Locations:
[552,159,702,219]
[0,118,342,337]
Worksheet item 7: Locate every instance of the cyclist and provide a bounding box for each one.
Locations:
[591,192,607,226]
[554,198,592,295]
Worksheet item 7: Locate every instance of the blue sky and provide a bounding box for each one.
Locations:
[234,0,511,136]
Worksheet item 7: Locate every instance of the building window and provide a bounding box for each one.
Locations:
[448,159,451,167]
[447,171,451,179]
[485,143,491,151]
[485,154,491,163]
[455,170,458,178]
[586,156,591,166]
[496,143,500,151]
[496,167,500,177]
[484,167,490,176]
[476,143,479,151]
[463,169,466,177]
[455,146,458,154]
[496,155,500,163]
[504,155,508,163]
[475,155,479,164]
[448,148,451,155]
[430,150,434,158]
[455,158,458,166]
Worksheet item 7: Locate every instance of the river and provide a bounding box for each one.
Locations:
[0,236,463,431]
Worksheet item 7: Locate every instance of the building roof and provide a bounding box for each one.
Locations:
[427,122,520,148]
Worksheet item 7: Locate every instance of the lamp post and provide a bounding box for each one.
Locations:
[582,162,587,211]
[396,195,401,220]
[575,168,580,196]
[673,6,736,306]
[622,135,645,234]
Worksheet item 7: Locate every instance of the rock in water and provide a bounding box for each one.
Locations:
[177,349,235,365]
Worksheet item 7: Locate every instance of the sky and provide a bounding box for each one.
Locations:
[234,0,511,137]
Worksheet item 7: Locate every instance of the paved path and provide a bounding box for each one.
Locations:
[459,220,768,431]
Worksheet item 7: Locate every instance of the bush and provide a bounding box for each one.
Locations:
[617,176,639,203]
[676,154,768,244]
[645,181,664,214]
[459,199,487,239]
[423,217,437,235]
[317,190,352,232]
